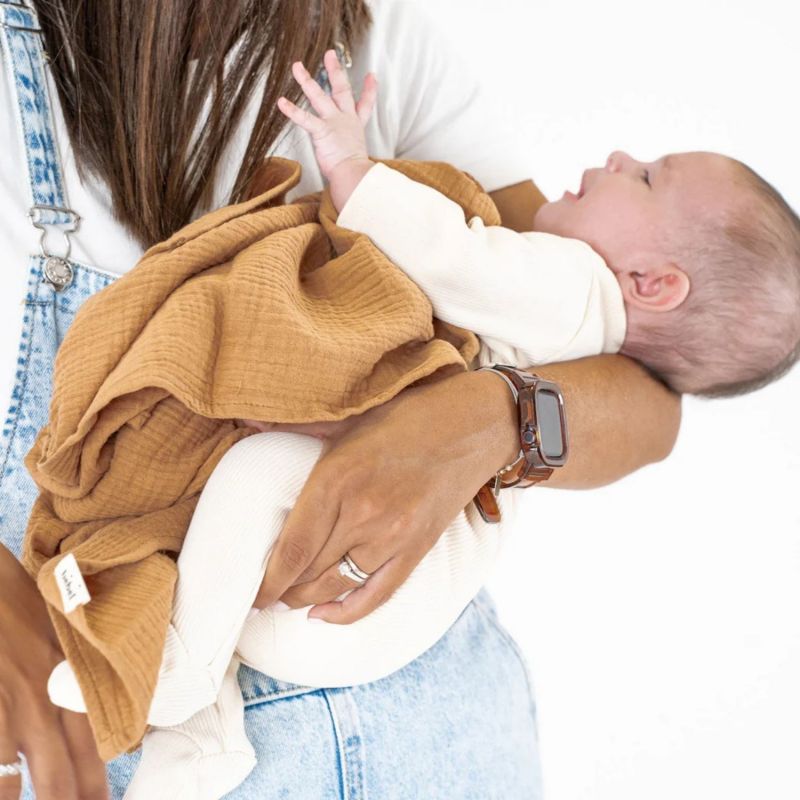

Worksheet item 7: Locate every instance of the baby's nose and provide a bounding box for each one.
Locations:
[605,150,634,173]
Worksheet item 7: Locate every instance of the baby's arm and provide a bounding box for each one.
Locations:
[280,51,625,364]
[336,164,625,363]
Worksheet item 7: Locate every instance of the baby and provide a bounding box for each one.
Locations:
[277,61,800,400]
[48,52,800,799]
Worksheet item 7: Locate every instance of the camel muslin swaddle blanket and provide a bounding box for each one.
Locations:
[21,158,498,760]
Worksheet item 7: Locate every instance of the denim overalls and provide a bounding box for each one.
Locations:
[0,4,542,797]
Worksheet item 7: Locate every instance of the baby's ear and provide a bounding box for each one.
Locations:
[618,262,690,313]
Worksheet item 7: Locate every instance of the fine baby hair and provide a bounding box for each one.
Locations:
[622,160,800,397]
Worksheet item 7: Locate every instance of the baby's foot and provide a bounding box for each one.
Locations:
[124,657,256,800]
[46,623,222,726]
[47,659,87,712]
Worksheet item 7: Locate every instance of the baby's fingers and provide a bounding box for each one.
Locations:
[291,61,337,118]
[277,96,324,136]
[356,73,378,126]
[323,49,356,113]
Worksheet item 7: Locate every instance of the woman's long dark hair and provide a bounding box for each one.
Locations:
[34,0,371,247]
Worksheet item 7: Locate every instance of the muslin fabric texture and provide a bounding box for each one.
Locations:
[20,157,499,760]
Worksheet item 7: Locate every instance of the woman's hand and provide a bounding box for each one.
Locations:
[0,544,108,800]
[251,368,519,623]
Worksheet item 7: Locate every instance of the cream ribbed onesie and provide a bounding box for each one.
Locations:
[48,164,626,799]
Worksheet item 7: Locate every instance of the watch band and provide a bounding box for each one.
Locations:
[473,365,568,524]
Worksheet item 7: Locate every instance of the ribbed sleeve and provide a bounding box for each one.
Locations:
[339,162,627,365]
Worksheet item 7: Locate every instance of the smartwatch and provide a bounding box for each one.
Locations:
[474,364,569,523]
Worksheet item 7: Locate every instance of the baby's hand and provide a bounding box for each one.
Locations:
[278,49,377,211]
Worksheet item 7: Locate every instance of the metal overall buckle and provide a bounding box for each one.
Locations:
[28,205,81,291]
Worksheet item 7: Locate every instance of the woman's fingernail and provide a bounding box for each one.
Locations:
[273,601,291,612]
[307,615,325,625]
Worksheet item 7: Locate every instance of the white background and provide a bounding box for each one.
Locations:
[422,1,800,799]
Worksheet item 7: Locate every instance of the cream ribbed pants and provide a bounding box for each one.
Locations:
[47,432,512,799]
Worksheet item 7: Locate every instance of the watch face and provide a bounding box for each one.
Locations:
[535,389,565,460]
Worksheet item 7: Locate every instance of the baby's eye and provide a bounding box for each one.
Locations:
[642,169,651,187]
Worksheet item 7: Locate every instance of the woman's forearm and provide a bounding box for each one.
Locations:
[526,355,681,488]
[435,357,682,493]
[476,355,681,490]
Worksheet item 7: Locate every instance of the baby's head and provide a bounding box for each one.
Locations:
[533,151,800,395]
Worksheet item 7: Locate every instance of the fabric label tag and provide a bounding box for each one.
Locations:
[54,553,91,613]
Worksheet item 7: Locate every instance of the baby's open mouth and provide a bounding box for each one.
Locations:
[563,173,588,202]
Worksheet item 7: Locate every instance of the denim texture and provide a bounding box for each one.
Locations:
[0,3,70,222]
[2,5,544,796]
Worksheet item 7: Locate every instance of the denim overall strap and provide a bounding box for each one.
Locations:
[0,0,80,288]
[0,0,111,566]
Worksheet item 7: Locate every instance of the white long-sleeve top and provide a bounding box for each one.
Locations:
[337,163,627,368]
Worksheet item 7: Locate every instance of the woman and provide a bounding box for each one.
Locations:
[0,1,680,797]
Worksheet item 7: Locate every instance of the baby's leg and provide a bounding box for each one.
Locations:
[123,432,326,799]
[148,431,325,725]
[152,423,508,695]
[122,656,256,800]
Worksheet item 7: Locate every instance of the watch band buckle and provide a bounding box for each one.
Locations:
[474,483,502,524]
